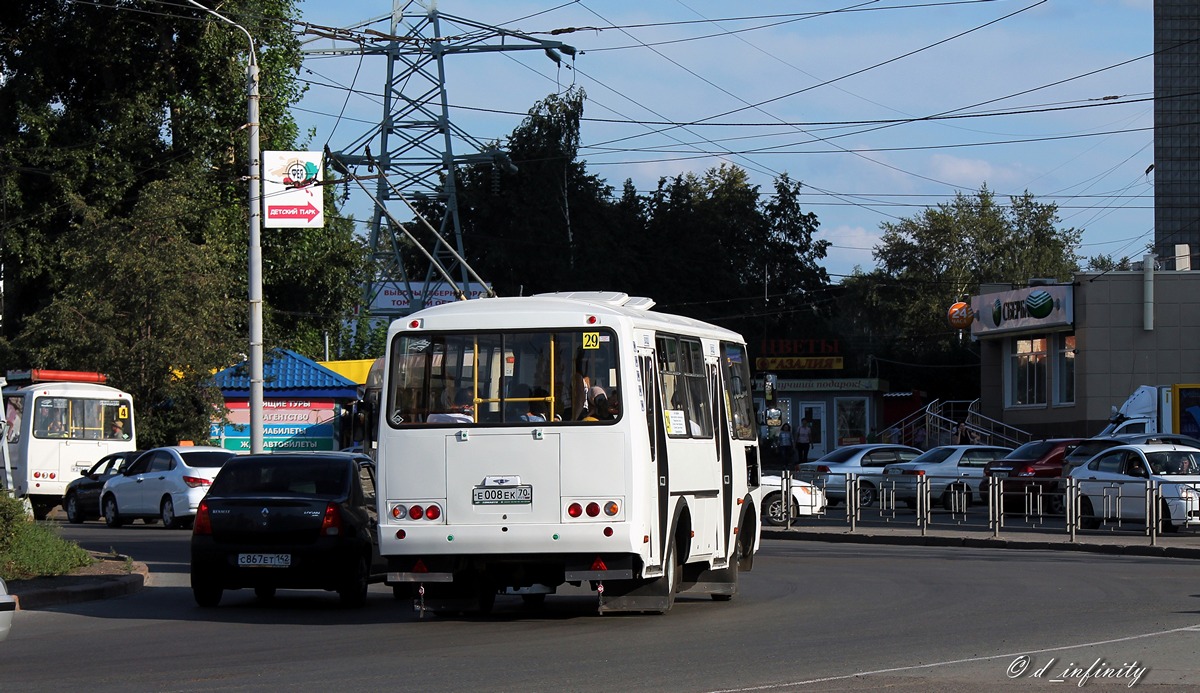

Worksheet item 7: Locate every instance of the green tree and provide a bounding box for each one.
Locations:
[0,1,365,443]
[836,185,1081,395]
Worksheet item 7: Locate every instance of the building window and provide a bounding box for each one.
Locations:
[1055,334,1075,405]
[1009,337,1047,406]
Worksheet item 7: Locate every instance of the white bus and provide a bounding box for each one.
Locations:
[3,372,136,520]
[376,291,762,614]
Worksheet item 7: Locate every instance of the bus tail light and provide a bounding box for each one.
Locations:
[182,476,210,488]
[566,499,623,521]
[390,503,443,521]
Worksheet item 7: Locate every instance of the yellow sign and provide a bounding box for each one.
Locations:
[755,357,843,370]
[582,332,600,349]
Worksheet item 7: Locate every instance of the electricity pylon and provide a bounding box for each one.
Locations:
[303,1,576,317]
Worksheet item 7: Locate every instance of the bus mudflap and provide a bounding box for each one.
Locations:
[596,574,672,614]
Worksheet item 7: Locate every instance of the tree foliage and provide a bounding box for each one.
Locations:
[836,185,1081,395]
[0,1,365,445]
[451,88,830,341]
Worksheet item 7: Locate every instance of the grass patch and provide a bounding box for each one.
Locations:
[0,494,92,580]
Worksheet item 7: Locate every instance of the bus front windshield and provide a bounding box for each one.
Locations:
[387,329,621,427]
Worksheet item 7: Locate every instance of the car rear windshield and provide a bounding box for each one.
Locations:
[1065,440,1118,463]
[210,458,350,498]
[817,447,861,463]
[181,451,236,468]
[1005,441,1056,460]
[909,447,954,465]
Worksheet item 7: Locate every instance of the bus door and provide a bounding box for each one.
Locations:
[636,347,665,569]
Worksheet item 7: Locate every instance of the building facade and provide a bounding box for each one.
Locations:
[971,269,1200,438]
[1154,1,1200,265]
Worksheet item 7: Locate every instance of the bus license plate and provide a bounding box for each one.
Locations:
[473,485,533,505]
[238,553,291,568]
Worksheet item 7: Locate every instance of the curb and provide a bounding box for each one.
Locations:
[762,529,1200,561]
[11,560,150,611]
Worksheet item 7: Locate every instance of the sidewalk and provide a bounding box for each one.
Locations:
[765,521,1200,560]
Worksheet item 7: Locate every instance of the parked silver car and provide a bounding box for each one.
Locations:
[882,445,1012,510]
[795,444,922,507]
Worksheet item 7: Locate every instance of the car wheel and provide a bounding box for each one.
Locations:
[941,485,971,512]
[160,497,179,529]
[192,576,222,608]
[65,493,83,524]
[254,586,277,601]
[1080,497,1100,530]
[102,496,124,528]
[858,482,877,507]
[338,556,370,608]
[1160,501,1179,534]
[762,492,798,527]
[1046,487,1065,516]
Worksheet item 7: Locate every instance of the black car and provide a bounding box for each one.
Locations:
[63,450,144,524]
[190,452,384,608]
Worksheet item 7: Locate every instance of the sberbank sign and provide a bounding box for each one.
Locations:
[971,285,1073,337]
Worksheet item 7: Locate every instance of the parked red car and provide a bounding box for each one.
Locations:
[980,438,1084,514]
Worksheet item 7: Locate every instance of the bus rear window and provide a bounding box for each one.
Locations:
[387,330,621,427]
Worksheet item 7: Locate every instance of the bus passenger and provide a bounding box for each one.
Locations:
[108,420,129,440]
[428,391,474,424]
[589,379,613,421]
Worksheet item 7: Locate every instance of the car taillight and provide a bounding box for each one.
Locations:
[182,476,210,488]
[193,501,212,536]
[816,465,831,473]
[903,469,925,476]
[1017,466,1036,477]
[321,503,343,536]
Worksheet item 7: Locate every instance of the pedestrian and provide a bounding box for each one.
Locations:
[955,420,978,445]
[795,417,812,467]
[779,422,794,467]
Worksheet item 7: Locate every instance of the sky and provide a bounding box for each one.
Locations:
[292,0,1156,282]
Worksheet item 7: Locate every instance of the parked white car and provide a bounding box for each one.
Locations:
[795,444,923,507]
[101,446,236,528]
[1068,443,1200,532]
[882,445,1012,510]
[760,474,826,526]
[0,577,14,642]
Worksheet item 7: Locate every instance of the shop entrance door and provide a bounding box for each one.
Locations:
[795,402,827,462]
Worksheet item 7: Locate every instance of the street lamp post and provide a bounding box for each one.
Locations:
[187,1,264,453]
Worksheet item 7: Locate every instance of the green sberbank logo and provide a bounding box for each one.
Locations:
[992,299,1003,326]
[1025,289,1054,319]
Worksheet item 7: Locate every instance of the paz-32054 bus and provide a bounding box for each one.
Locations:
[3,371,136,520]
[376,291,762,614]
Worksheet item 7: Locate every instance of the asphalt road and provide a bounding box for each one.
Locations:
[5,523,1200,692]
